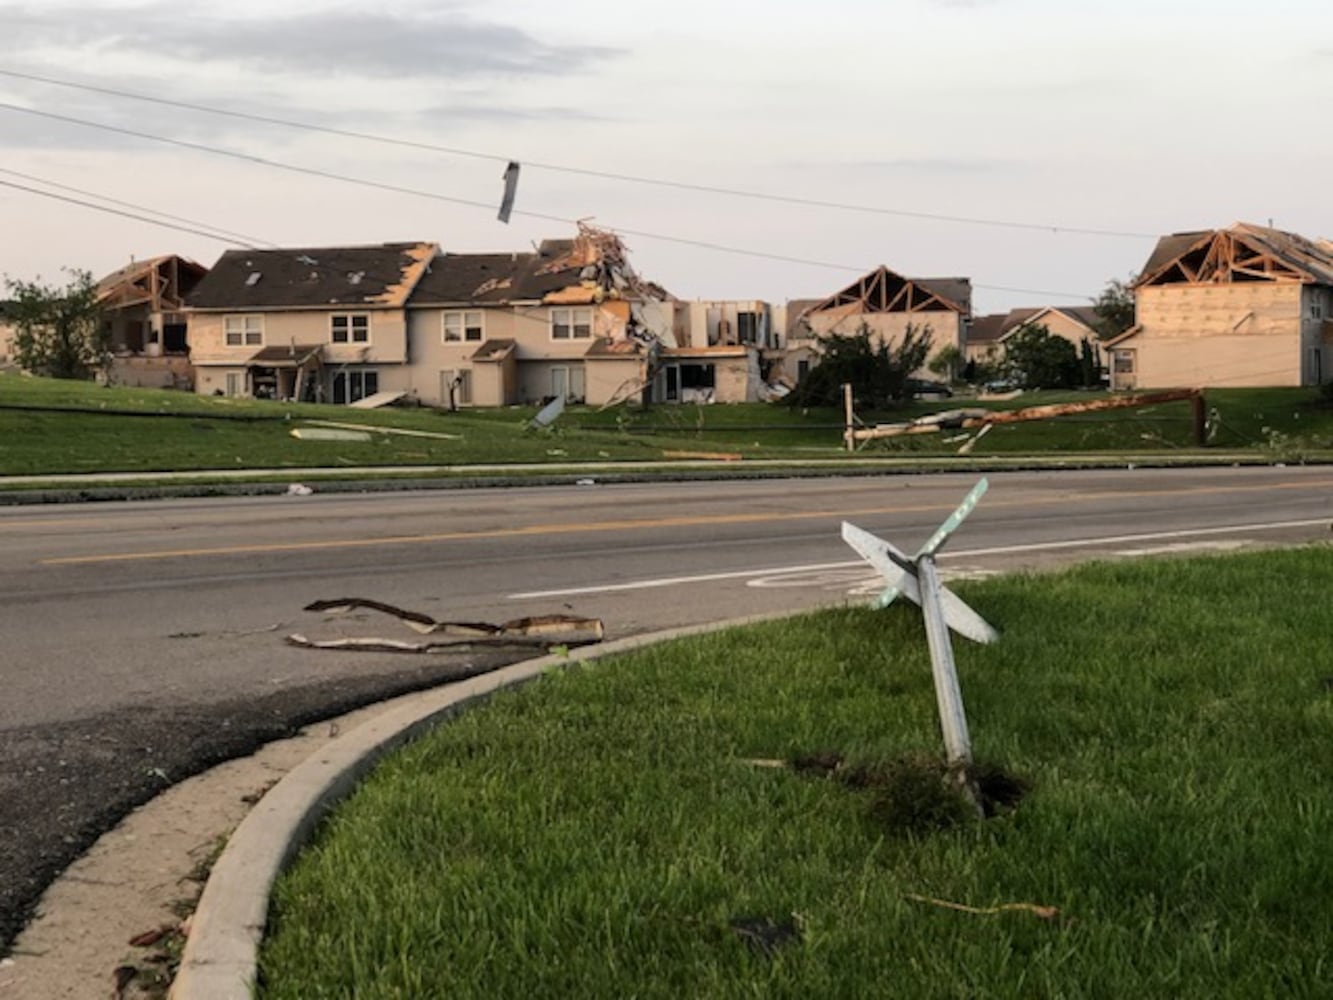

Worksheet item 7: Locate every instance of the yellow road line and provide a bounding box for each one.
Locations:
[37,477,1333,566]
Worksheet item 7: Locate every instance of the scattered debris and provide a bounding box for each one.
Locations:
[291,598,604,652]
[662,450,743,461]
[289,427,371,442]
[729,915,803,957]
[304,419,460,441]
[497,161,520,223]
[529,395,566,429]
[285,483,314,496]
[903,893,1061,921]
[575,478,597,486]
[128,925,173,948]
[347,391,407,410]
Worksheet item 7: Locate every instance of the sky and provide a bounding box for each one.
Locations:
[0,0,1330,316]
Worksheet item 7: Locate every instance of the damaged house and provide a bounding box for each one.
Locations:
[405,224,678,407]
[185,242,437,402]
[98,254,209,389]
[787,266,972,377]
[1106,221,1333,390]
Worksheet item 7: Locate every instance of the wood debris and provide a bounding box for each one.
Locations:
[903,892,1061,921]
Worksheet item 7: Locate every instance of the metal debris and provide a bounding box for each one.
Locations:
[289,427,371,442]
[304,419,461,441]
[291,598,604,652]
[497,161,520,223]
[529,394,566,429]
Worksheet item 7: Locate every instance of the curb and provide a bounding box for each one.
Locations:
[170,609,812,999]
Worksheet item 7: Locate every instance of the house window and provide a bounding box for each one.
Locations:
[225,372,245,397]
[737,311,760,345]
[797,358,811,383]
[551,307,593,340]
[331,368,379,404]
[1113,350,1136,374]
[331,314,370,344]
[443,311,484,343]
[224,315,263,347]
[441,369,472,406]
[1312,302,1324,320]
[551,365,586,402]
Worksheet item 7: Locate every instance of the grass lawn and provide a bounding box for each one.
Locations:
[259,550,1333,998]
[4,372,1333,476]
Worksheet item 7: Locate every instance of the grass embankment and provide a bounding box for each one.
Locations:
[3,372,1333,477]
[260,550,1333,998]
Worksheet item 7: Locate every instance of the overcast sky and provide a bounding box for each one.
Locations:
[1,0,1329,314]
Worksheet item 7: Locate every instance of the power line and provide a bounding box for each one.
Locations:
[0,66,1159,240]
[0,166,276,247]
[0,101,1094,301]
[0,177,266,246]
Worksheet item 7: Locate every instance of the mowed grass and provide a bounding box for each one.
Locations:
[260,550,1333,998]
[4,372,1333,475]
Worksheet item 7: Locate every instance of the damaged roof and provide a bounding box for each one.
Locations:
[1136,222,1333,288]
[97,254,208,311]
[470,338,517,361]
[584,337,644,358]
[187,242,437,310]
[808,266,972,317]
[412,241,588,305]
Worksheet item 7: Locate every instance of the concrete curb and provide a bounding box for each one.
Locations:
[170,609,811,999]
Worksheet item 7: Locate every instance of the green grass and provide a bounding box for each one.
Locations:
[4,372,1333,476]
[259,550,1333,998]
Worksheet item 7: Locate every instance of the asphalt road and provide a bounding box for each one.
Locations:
[3,466,1332,951]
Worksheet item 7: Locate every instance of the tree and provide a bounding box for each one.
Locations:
[1092,275,1135,340]
[928,344,962,383]
[788,322,933,410]
[4,270,107,380]
[1002,323,1080,390]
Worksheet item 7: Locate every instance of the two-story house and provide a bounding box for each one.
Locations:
[186,242,437,402]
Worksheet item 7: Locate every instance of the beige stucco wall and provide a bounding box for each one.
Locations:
[805,306,963,355]
[107,356,193,389]
[1123,283,1305,388]
[586,357,644,406]
[188,308,409,366]
[0,318,16,364]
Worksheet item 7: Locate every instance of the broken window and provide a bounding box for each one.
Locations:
[224,315,263,347]
[332,369,379,405]
[680,363,715,389]
[444,311,484,343]
[331,313,370,344]
[551,307,593,340]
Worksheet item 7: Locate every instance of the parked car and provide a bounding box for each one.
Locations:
[907,378,953,399]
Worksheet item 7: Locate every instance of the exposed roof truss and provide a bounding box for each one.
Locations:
[811,266,963,315]
[1141,230,1310,287]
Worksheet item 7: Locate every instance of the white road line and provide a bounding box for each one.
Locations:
[506,517,1331,599]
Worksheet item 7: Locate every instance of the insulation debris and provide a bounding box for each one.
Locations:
[291,598,604,651]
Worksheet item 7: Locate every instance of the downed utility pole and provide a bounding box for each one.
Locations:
[845,388,1207,450]
[842,479,997,809]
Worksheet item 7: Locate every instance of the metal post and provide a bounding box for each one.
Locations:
[916,556,972,769]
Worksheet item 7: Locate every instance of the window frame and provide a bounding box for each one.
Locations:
[330,312,371,345]
[331,368,379,405]
[224,314,264,348]
[550,306,593,341]
[443,310,484,343]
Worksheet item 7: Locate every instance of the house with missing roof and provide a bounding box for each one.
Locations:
[98,254,209,389]
[1106,222,1333,390]
[965,305,1102,365]
[782,266,972,381]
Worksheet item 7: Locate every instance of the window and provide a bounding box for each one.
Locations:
[224,315,263,347]
[443,311,484,343]
[551,307,593,340]
[225,372,245,397]
[737,311,760,345]
[1312,302,1324,320]
[331,313,370,344]
[551,365,586,402]
[441,369,472,406]
[331,369,379,404]
[1113,350,1136,374]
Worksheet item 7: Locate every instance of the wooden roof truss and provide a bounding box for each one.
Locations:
[1142,231,1308,287]
[814,266,960,314]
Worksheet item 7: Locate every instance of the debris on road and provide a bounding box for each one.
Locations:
[290,598,604,652]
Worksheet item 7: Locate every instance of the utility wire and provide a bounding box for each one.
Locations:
[0,67,1158,240]
[0,101,1092,300]
[0,166,276,247]
[0,177,265,246]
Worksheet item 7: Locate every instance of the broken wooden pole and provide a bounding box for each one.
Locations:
[843,382,855,453]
